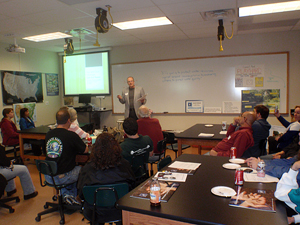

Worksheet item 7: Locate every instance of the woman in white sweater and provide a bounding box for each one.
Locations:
[275,159,300,224]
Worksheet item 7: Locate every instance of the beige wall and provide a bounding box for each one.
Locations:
[103,30,300,130]
[1,30,299,131]
[0,42,61,126]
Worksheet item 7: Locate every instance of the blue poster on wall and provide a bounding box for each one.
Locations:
[1,70,43,105]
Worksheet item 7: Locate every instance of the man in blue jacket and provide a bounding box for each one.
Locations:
[242,105,271,158]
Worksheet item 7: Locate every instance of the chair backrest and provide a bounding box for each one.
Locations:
[83,183,129,207]
[131,150,148,178]
[157,155,172,171]
[157,140,166,155]
[258,139,267,156]
[163,131,177,144]
[35,160,57,187]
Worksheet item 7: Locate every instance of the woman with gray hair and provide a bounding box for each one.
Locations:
[68,108,90,139]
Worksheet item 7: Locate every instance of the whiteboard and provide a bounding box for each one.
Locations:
[112,52,288,114]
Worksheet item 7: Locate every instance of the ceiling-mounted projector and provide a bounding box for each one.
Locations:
[95,7,109,33]
[6,45,26,53]
[5,38,25,53]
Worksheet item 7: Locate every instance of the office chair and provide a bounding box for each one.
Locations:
[0,131,22,164]
[259,138,268,156]
[35,160,81,224]
[157,155,172,171]
[148,140,166,176]
[0,174,20,213]
[131,150,149,186]
[82,183,129,225]
[163,131,190,158]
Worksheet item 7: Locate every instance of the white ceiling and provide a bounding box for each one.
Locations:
[0,0,299,52]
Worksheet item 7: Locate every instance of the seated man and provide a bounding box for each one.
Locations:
[120,118,153,174]
[242,105,271,158]
[209,111,256,157]
[137,106,164,157]
[45,108,88,204]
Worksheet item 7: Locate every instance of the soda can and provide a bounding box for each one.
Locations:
[257,161,265,177]
[87,137,92,146]
[235,168,244,186]
[230,147,237,159]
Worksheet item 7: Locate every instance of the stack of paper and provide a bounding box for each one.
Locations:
[244,173,279,183]
[198,133,214,137]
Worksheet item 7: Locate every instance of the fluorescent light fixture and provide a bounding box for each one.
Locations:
[239,0,300,17]
[23,32,72,42]
[113,16,172,30]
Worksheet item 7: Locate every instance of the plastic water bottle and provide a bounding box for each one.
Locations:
[150,177,161,206]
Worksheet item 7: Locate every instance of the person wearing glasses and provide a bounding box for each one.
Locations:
[209,111,256,158]
[117,76,146,120]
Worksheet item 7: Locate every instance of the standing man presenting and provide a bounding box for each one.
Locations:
[117,76,146,120]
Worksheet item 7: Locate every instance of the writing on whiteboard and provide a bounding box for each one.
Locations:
[161,70,216,82]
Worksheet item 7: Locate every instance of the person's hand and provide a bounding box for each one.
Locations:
[233,117,240,126]
[245,157,261,170]
[288,216,295,224]
[272,151,284,159]
[117,95,122,100]
[149,151,154,157]
[209,150,218,156]
[275,135,281,141]
[291,161,300,171]
[274,109,280,118]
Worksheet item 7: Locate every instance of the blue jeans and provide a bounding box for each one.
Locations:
[0,165,36,195]
[45,166,81,197]
[265,157,300,183]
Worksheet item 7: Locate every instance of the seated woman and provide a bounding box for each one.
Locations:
[77,133,135,225]
[68,108,90,139]
[0,108,19,146]
[0,144,38,200]
[275,160,300,224]
[19,108,35,130]
[18,108,43,156]
[269,106,300,154]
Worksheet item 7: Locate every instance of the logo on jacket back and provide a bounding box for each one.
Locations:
[46,137,63,158]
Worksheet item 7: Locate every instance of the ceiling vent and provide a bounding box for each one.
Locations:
[201,9,235,21]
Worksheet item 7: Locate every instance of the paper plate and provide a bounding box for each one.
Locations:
[205,124,214,127]
[211,186,236,197]
[222,163,241,170]
[229,158,245,164]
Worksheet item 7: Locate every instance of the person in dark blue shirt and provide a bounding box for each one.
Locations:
[19,107,43,155]
[19,108,35,130]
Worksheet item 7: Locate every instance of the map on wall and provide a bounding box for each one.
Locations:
[1,71,43,105]
[13,102,37,128]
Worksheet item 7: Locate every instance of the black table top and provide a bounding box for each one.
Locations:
[117,154,287,225]
[18,125,50,134]
[175,123,227,140]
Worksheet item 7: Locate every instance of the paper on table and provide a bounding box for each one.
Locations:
[244,173,279,183]
[168,161,201,170]
[154,172,188,182]
[198,133,214,137]
[137,94,147,101]
[219,131,227,135]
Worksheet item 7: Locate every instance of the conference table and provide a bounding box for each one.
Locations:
[175,124,227,156]
[117,154,287,225]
